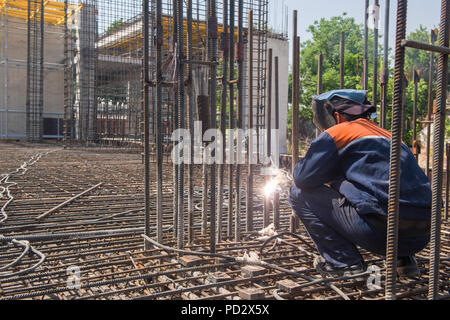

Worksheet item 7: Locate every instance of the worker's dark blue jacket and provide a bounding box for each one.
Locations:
[293,118,431,221]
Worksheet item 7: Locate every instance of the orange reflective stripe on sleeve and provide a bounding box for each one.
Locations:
[325,118,391,150]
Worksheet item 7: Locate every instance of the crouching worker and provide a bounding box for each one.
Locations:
[289,89,431,277]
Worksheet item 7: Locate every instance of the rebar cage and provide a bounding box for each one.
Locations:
[0,0,269,146]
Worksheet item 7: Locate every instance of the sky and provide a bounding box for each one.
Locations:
[268,0,443,66]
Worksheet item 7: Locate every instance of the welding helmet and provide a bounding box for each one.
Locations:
[311,89,375,132]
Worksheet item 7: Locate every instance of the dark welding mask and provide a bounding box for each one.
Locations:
[312,98,336,132]
[311,90,374,132]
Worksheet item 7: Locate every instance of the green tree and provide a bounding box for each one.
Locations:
[291,13,383,119]
[287,16,445,146]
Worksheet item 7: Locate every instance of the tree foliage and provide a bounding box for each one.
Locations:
[291,13,383,116]
[288,14,448,145]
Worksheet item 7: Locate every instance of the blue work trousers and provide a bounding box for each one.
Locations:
[289,184,429,268]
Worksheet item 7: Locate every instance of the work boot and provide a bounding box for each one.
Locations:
[397,255,420,278]
[313,256,367,278]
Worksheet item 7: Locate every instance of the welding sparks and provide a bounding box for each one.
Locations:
[262,166,294,198]
[264,179,277,197]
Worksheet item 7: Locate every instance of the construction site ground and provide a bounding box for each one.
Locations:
[0,141,449,300]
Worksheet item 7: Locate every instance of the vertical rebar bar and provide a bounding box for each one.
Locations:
[445,143,450,221]
[291,11,299,170]
[173,0,179,239]
[187,0,194,244]
[363,0,369,90]
[208,0,218,253]
[228,0,235,239]
[428,0,449,300]
[155,0,163,244]
[412,69,419,161]
[317,53,323,95]
[235,0,244,242]
[290,11,300,233]
[263,48,272,228]
[143,0,151,250]
[385,0,408,300]
[373,0,379,117]
[201,95,209,235]
[381,0,390,129]
[246,9,254,232]
[39,0,44,140]
[273,55,280,230]
[426,29,437,178]
[340,31,345,89]
[176,0,185,250]
[316,53,323,138]
[63,0,69,145]
[217,0,229,243]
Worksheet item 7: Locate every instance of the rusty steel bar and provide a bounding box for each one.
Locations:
[155,0,164,242]
[412,70,420,161]
[385,0,408,300]
[187,0,194,244]
[172,0,179,239]
[246,9,254,232]
[290,10,300,233]
[234,0,244,242]
[35,183,103,221]
[208,0,218,253]
[426,29,438,178]
[317,54,323,95]
[155,0,163,244]
[401,39,450,55]
[315,53,323,139]
[401,74,409,141]
[291,11,299,173]
[340,31,345,89]
[176,0,185,250]
[373,0,379,118]
[381,0,390,129]
[445,143,450,221]
[263,48,272,228]
[218,0,229,242]
[228,0,235,239]
[201,101,209,236]
[63,0,70,144]
[274,56,280,230]
[428,0,449,300]
[142,0,151,249]
[363,0,369,90]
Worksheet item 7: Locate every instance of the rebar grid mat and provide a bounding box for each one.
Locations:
[0,142,448,300]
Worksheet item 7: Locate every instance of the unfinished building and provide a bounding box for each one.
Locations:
[0,0,290,153]
[0,0,449,301]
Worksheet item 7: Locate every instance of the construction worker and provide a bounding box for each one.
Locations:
[289,89,431,277]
